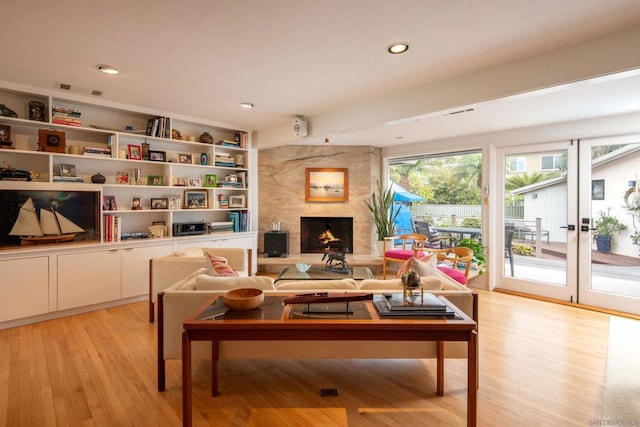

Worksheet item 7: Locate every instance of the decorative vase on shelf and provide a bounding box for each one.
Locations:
[91,172,106,184]
[200,153,208,165]
[199,132,213,144]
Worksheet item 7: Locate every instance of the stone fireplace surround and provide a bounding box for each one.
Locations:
[258,145,382,257]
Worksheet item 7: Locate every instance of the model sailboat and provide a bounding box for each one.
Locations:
[9,197,84,245]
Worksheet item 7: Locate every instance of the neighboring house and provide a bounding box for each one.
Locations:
[506,151,566,176]
[512,145,640,254]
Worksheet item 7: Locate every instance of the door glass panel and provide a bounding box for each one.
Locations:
[589,143,640,299]
[504,150,567,286]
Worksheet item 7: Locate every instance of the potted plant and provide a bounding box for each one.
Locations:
[456,237,486,273]
[364,181,399,253]
[593,209,627,252]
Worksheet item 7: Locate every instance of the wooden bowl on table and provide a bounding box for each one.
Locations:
[223,288,264,311]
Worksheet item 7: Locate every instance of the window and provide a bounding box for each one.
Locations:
[540,154,565,171]
[509,157,526,173]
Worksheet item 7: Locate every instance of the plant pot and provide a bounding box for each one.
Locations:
[595,235,611,253]
[375,240,385,256]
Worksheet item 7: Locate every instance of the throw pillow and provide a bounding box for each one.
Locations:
[204,252,239,277]
[396,255,436,279]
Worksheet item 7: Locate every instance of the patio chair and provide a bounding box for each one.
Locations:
[413,220,448,248]
[382,233,430,279]
[431,247,474,279]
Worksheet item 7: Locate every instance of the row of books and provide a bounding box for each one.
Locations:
[52,106,82,127]
[227,210,250,232]
[146,117,170,138]
[214,152,235,167]
[84,146,112,157]
[103,214,122,242]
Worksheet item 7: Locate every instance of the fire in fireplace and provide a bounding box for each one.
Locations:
[300,217,353,253]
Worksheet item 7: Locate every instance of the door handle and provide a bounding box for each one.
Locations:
[560,225,576,231]
[581,226,596,232]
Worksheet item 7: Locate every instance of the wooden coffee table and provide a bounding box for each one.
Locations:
[275,265,374,282]
[181,294,478,426]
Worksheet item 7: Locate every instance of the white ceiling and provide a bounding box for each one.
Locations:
[2,0,640,148]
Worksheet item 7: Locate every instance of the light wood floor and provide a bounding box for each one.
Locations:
[0,290,612,426]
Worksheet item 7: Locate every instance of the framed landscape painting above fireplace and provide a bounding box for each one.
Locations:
[305,168,348,202]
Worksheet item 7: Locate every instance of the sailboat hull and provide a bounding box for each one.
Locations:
[21,234,78,246]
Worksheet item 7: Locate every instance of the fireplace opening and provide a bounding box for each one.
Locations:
[300,217,353,253]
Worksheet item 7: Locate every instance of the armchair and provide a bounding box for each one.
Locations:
[426,246,474,285]
[382,233,430,279]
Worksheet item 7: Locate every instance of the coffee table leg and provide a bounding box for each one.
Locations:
[467,331,478,427]
[437,341,444,396]
[211,340,219,396]
[182,331,192,427]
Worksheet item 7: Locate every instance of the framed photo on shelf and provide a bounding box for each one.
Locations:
[128,144,142,160]
[0,124,12,144]
[229,194,246,208]
[147,175,164,186]
[305,167,348,202]
[174,177,187,186]
[178,153,193,164]
[131,195,142,210]
[149,150,167,162]
[187,178,202,187]
[204,174,217,187]
[168,195,181,209]
[150,198,168,209]
[184,190,207,209]
[103,195,117,211]
[59,164,77,177]
[116,170,130,184]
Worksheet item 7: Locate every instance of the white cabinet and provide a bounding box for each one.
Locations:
[0,257,49,322]
[57,249,122,310]
[121,244,173,298]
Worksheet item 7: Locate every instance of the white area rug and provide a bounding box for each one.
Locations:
[602,316,640,424]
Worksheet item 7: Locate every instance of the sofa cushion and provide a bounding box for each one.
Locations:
[275,279,358,290]
[437,266,467,285]
[194,275,275,290]
[172,247,204,257]
[359,276,442,291]
[204,253,238,277]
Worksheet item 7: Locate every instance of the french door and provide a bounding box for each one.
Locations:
[494,137,640,315]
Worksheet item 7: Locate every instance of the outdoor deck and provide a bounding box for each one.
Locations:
[533,241,640,266]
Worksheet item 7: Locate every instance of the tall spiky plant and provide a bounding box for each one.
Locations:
[364,181,399,240]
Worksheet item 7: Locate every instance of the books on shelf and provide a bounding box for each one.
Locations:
[83,146,111,157]
[52,106,82,127]
[103,214,122,242]
[227,210,250,232]
[145,117,170,138]
[52,176,84,183]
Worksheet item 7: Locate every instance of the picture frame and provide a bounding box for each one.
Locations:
[305,168,348,202]
[168,195,181,209]
[152,221,166,226]
[150,197,168,209]
[131,195,142,210]
[103,195,117,211]
[178,153,193,164]
[149,150,166,162]
[128,144,142,160]
[187,178,202,187]
[147,175,164,186]
[59,164,77,177]
[229,194,246,208]
[0,124,11,144]
[116,170,130,184]
[204,174,217,187]
[174,177,187,187]
[184,190,207,209]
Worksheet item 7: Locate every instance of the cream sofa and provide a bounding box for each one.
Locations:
[157,267,476,391]
[148,247,252,322]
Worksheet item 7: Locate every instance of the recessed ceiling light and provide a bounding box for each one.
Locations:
[239,102,254,109]
[324,138,330,145]
[387,42,409,54]
[96,64,119,75]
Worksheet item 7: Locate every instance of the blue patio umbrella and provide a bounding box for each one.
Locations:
[389,181,424,203]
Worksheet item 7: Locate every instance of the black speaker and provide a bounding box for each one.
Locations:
[264,231,289,257]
